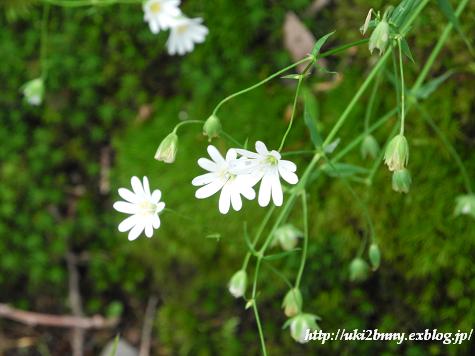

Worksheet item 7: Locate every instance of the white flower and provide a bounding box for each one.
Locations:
[113,176,165,241]
[167,17,208,56]
[143,0,181,34]
[235,141,299,207]
[192,145,255,214]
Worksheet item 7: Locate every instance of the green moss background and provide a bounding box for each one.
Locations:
[0,0,474,354]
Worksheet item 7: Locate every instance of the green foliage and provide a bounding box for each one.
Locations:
[1,0,475,354]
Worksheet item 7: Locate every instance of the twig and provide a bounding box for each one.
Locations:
[0,304,118,329]
[138,296,158,356]
[67,253,85,356]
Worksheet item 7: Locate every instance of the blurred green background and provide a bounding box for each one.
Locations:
[1,0,474,355]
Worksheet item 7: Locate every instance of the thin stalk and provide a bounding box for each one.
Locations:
[172,120,203,133]
[295,192,309,289]
[212,39,370,116]
[251,256,267,356]
[364,68,383,132]
[278,75,304,151]
[220,130,244,148]
[40,4,51,80]
[417,105,473,194]
[397,39,406,135]
[212,57,311,116]
[242,206,276,270]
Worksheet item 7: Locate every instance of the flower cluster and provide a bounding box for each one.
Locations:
[193,141,299,214]
[114,141,299,239]
[143,0,208,56]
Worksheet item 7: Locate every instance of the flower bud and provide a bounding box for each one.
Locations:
[286,313,320,344]
[22,78,44,106]
[349,258,370,282]
[361,134,380,160]
[228,270,247,298]
[273,224,302,251]
[361,8,373,35]
[282,288,302,317]
[454,194,475,219]
[384,134,409,171]
[392,168,412,193]
[203,114,222,141]
[368,243,381,271]
[369,19,390,55]
[154,132,178,163]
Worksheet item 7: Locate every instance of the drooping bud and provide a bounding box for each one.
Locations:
[154,132,178,163]
[392,168,412,193]
[361,8,373,35]
[349,258,370,282]
[203,114,222,141]
[282,288,303,317]
[384,134,409,171]
[22,78,44,106]
[273,224,303,251]
[228,270,247,298]
[368,243,381,271]
[369,19,390,55]
[454,194,475,219]
[361,134,380,160]
[285,313,321,344]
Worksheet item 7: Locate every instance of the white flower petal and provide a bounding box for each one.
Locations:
[279,166,299,185]
[192,173,216,186]
[145,222,154,238]
[128,223,145,241]
[279,159,297,172]
[258,174,272,207]
[118,215,139,232]
[113,201,138,214]
[235,148,260,159]
[131,176,145,197]
[142,176,151,197]
[255,141,269,156]
[151,189,162,203]
[156,202,166,213]
[152,214,161,229]
[207,145,225,164]
[198,158,218,172]
[219,183,231,214]
[195,179,226,199]
[118,188,139,203]
[230,190,243,211]
[271,174,283,206]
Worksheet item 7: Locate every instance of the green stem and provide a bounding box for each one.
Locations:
[252,301,267,356]
[212,39,370,117]
[417,105,473,194]
[278,75,304,152]
[412,0,470,93]
[397,39,406,135]
[367,123,399,184]
[172,120,203,134]
[364,67,383,133]
[295,192,309,289]
[220,130,244,148]
[40,4,50,80]
[242,206,276,270]
[212,57,311,116]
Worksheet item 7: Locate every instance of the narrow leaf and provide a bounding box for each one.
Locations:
[263,249,301,261]
[436,0,473,53]
[412,71,454,100]
[311,31,335,58]
[321,162,369,178]
[400,38,415,64]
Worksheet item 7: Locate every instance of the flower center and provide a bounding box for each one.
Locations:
[266,155,278,166]
[138,200,157,216]
[150,3,161,14]
[176,25,188,34]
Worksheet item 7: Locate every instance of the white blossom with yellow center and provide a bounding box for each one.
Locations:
[113,176,165,241]
[143,0,181,34]
[235,141,299,207]
[166,17,208,56]
[192,146,255,214]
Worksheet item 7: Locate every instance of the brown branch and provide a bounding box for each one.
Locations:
[139,296,158,356]
[0,304,118,329]
[67,252,85,356]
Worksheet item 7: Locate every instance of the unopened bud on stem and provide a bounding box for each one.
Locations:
[154,132,178,163]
